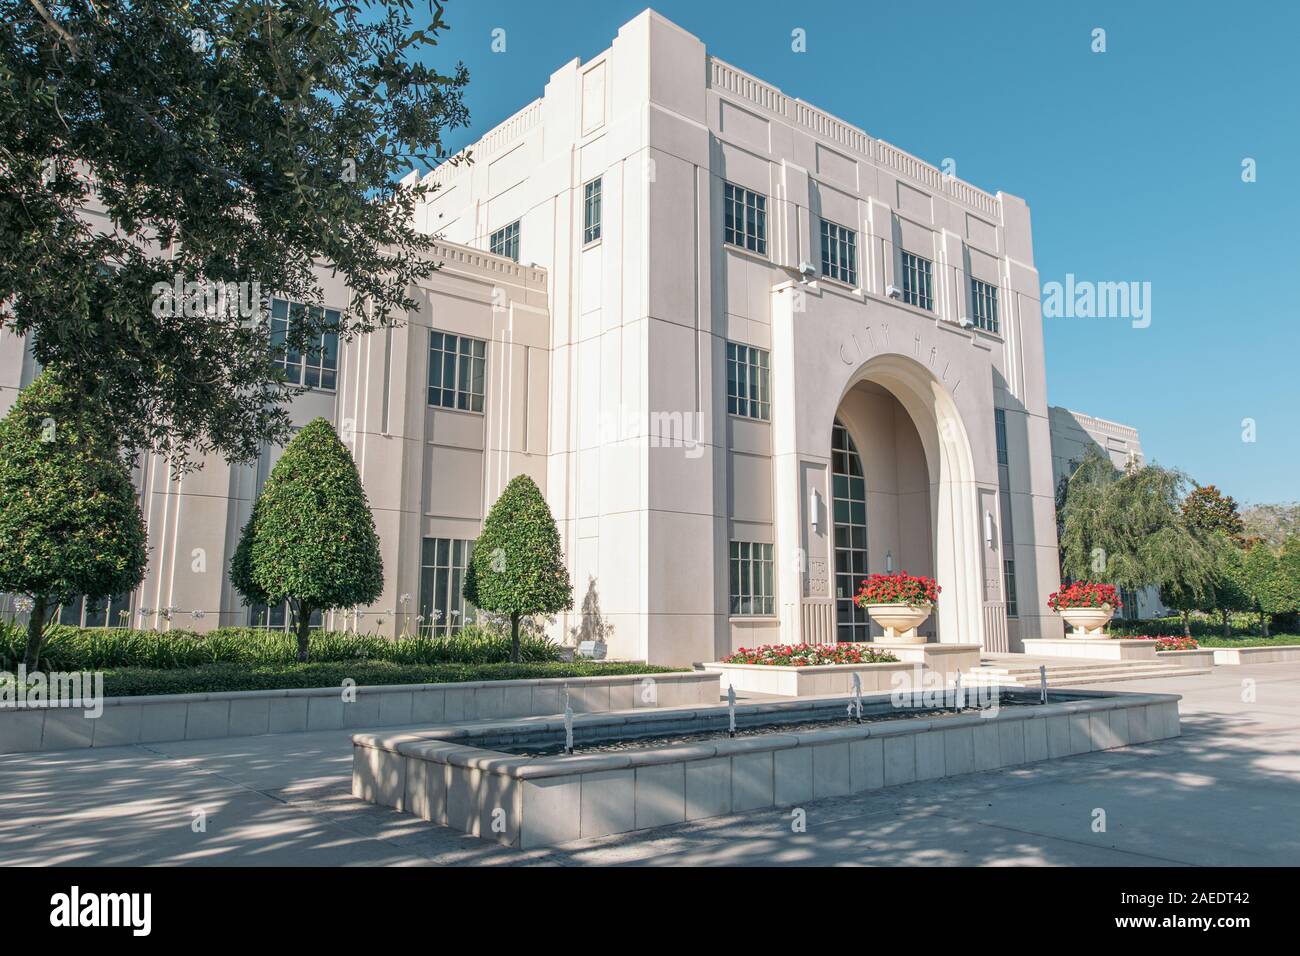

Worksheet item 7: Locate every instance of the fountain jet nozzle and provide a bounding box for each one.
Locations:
[727,684,737,738]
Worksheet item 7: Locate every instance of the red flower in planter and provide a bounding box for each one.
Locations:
[721,643,899,666]
[1047,581,1121,612]
[853,572,940,608]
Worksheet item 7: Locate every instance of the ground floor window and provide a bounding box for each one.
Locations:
[249,601,322,631]
[832,419,870,641]
[59,593,132,628]
[729,541,774,616]
[420,537,476,634]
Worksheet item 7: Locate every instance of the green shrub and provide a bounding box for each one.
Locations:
[0,622,561,671]
[95,660,676,697]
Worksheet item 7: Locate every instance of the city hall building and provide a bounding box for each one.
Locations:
[0,11,1146,664]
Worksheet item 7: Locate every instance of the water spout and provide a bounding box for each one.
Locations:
[953,670,963,713]
[847,672,864,723]
[727,684,737,738]
[563,689,574,754]
[1039,664,1048,705]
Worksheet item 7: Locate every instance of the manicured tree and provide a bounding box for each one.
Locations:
[0,370,146,669]
[464,475,573,663]
[1241,542,1288,638]
[1209,535,1252,639]
[230,418,382,662]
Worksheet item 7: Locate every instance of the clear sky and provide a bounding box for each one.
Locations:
[423,0,1299,506]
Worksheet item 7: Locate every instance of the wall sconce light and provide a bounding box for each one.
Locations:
[984,510,995,548]
[885,550,894,574]
[809,489,822,533]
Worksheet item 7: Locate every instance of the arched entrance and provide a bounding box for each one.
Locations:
[833,355,981,645]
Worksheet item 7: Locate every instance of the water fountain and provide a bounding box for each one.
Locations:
[847,672,864,723]
[563,690,574,755]
[952,670,964,713]
[727,684,737,737]
[1039,664,1048,704]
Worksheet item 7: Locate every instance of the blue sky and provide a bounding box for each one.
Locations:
[425,0,1299,505]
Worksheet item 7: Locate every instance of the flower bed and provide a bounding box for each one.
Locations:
[1047,582,1121,611]
[853,573,939,608]
[721,643,899,667]
[1130,635,1199,652]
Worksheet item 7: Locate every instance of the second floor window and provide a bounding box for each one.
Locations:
[971,278,1000,333]
[490,221,520,261]
[726,342,770,420]
[900,251,933,311]
[723,182,767,255]
[995,407,1009,466]
[269,297,340,390]
[428,331,486,412]
[820,220,857,285]
[583,178,602,244]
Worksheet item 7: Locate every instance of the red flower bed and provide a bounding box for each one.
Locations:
[853,572,940,608]
[1131,635,1199,651]
[1047,581,1121,612]
[721,643,900,666]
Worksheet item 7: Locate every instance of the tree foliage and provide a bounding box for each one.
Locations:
[1240,542,1291,637]
[1241,502,1300,550]
[1058,449,1214,598]
[0,0,469,470]
[464,474,572,662]
[230,417,382,661]
[0,369,147,667]
[1182,484,1244,542]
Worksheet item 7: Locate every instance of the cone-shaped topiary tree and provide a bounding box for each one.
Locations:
[231,418,382,661]
[0,370,147,669]
[464,474,573,662]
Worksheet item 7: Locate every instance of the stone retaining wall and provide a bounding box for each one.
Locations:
[0,671,720,755]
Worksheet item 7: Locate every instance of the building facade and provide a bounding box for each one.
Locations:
[5,10,1163,662]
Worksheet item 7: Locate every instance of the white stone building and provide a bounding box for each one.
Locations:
[2,10,1162,662]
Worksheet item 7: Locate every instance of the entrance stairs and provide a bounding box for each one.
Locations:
[963,654,1211,689]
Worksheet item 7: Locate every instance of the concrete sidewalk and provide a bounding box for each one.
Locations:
[2,664,1297,866]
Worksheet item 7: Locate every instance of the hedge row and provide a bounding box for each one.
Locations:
[95,661,677,697]
[0,623,562,671]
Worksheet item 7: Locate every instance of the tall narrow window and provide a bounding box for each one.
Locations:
[726,342,770,420]
[729,541,774,615]
[419,538,476,635]
[269,297,340,390]
[900,251,933,311]
[427,331,487,412]
[583,177,602,244]
[723,182,767,255]
[995,407,1019,617]
[820,220,858,285]
[832,419,869,642]
[971,278,1000,333]
[489,221,520,261]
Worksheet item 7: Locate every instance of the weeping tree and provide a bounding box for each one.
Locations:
[231,418,382,661]
[464,475,573,663]
[0,370,147,669]
[1059,449,1215,615]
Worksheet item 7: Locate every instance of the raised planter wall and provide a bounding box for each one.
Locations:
[0,671,721,756]
[1212,645,1300,665]
[702,643,981,698]
[1021,638,1160,662]
[1156,649,1216,667]
[353,689,1183,850]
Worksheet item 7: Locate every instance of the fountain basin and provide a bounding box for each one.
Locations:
[352,687,1181,849]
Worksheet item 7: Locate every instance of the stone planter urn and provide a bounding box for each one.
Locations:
[863,604,932,643]
[1060,605,1115,639]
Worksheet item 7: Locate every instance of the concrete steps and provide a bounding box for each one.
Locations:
[963,658,1211,688]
